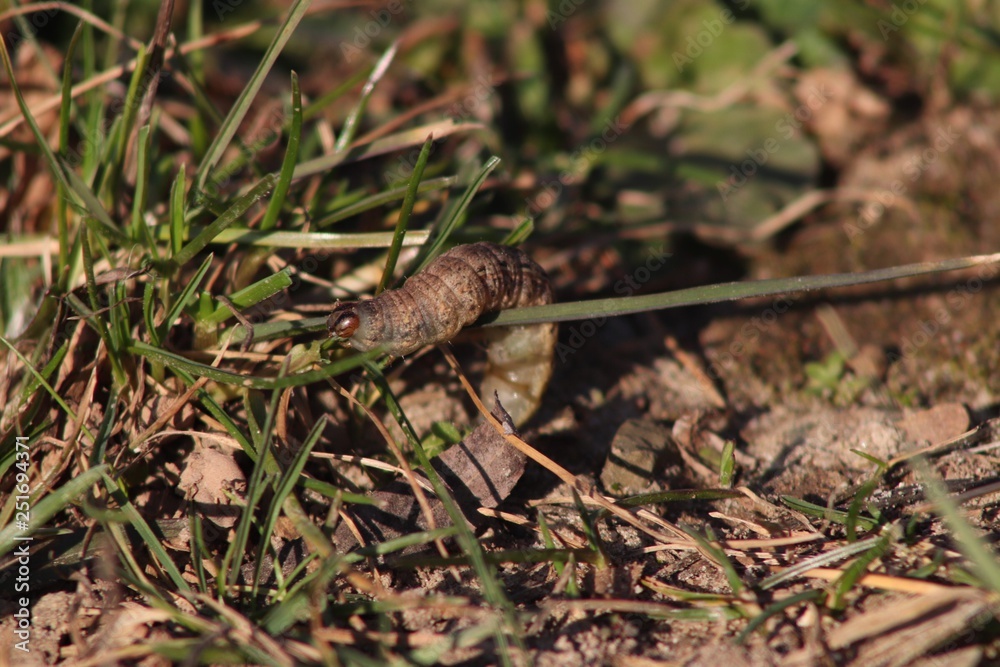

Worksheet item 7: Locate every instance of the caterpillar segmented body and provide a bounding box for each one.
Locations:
[328,242,557,425]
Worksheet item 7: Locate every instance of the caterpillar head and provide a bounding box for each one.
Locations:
[328,301,378,351]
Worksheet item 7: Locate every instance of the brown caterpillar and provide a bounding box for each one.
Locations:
[328,242,557,425]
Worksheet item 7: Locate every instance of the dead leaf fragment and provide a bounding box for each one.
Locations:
[177,446,247,529]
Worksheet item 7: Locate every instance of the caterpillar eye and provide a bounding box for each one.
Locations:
[328,309,360,339]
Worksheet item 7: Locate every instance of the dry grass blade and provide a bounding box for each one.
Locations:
[0,3,144,51]
[0,18,267,139]
[325,378,450,558]
[827,588,997,667]
[439,346,731,566]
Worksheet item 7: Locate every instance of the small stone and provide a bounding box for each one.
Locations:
[600,418,674,495]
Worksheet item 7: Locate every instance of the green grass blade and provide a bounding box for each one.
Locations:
[173,174,276,268]
[201,268,293,325]
[412,156,502,273]
[615,488,744,507]
[222,465,274,592]
[187,505,210,595]
[830,526,896,610]
[130,124,154,244]
[364,361,523,664]
[157,254,214,342]
[376,134,434,295]
[0,465,108,559]
[915,458,1000,595]
[780,495,879,531]
[682,527,745,595]
[501,218,535,246]
[142,279,160,346]
[100,472,192,592]
[293,121,486,180]
[194,0,312,195]
[57,22,85,289]
[0,336,93,442]
[259,71,301,231]
[0,34,122,245]
[17,337,68,403]
[302,66,369,121]
[153,366,254,455]
[63,165,129,244]
[314,176,457,228]
[485,252,1000,327]
[169,163,187,257]
[252,416,325,594]
[719,441,736,488]
[759,534,885,590]
[228,316,327,345]
[568,489,604,560]
[105,44,151,196]
[846,461,887,542]
[129,340,382,389]
[736,589,824,644]
[109,279,132,361]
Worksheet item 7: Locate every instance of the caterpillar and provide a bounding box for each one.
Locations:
[328,242,557,425]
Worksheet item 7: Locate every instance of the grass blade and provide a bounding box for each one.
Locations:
[200,268,293,325]
[293,120,486,180]
[173,174,276,268]
[130,124,155,245]
[259,71,301,232]
[376,134,434,295]
[0,336,92,442]
[915,458,1000,595]
[194,0,312,195]
[412,156,502,273]
[157,254,214,342]
[100,472,192,592]
[169,164,187,258]
[0,465,108,559]
[0,34,123,244]
[485,252,1000,327]
[334,41,397,153]
[364,361,524,664]
[129,340,383,389]
[154,227,430,249]
[314,176,457,228]
[252,416,325,594]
